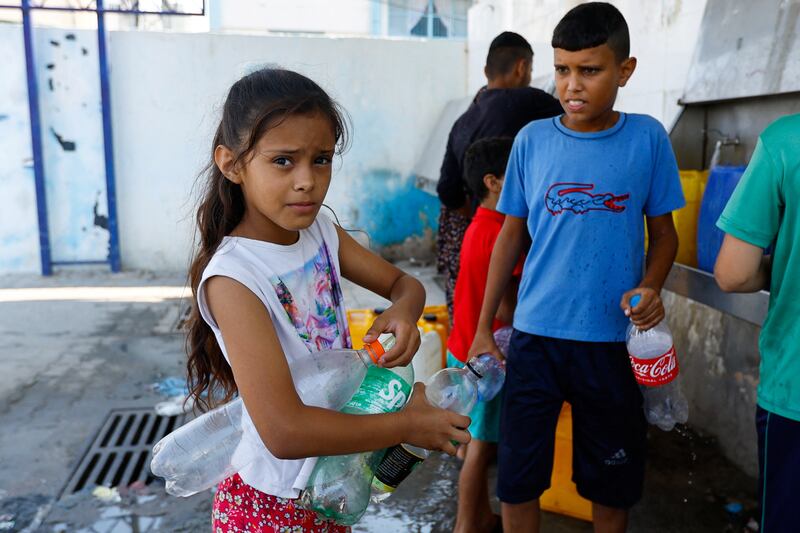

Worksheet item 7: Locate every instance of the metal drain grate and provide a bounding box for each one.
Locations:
[61,408,187,496]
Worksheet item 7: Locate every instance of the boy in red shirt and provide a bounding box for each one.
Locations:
[447,137,521,533]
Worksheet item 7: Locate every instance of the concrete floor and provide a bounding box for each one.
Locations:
[0,265,757,532]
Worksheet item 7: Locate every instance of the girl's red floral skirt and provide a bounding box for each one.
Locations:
[212,473,350,533]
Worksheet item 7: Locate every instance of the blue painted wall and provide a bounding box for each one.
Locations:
[349,170,440,248]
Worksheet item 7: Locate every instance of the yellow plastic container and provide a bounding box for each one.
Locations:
[346,305,450,361]
[643,170,708,267]
[420,304,450,334]
[346,308,377,350]
[673,170,709,266]
[540,403,593,522]
[419,313,448,368]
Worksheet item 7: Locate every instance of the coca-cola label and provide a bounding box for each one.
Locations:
[629,346,679,387]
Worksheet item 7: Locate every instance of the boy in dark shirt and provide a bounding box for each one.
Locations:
[436,31,563,319]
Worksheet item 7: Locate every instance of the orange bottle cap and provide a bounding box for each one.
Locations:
[365,338,384,363]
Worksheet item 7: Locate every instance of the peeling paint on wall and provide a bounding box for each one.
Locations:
[348,169,440,257]
[0,26,110,272]
[50,127,77,151]
[92,195,109,230]
[35,28,110,264]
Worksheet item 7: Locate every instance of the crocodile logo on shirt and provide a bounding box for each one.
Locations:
[545,182,630,215]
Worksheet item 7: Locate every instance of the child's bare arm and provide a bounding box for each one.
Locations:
[620,213,678,330]
[714,234,771,292]
[469,215,527,360]
[206,276,469,460]
[496,275,519,325]
[335,225,426,368]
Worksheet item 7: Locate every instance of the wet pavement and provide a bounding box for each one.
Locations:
[0,267,758,532]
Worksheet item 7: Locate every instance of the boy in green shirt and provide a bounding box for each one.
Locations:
[715,114,800,533]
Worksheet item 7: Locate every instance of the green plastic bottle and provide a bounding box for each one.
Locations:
[299,362,414,525]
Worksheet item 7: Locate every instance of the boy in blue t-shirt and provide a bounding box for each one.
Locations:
[469,3,685,532]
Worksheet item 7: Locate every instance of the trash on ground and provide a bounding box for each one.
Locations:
[91,487,121,504]
[0,514,14,531]
[155,395,193,416]
[151,377,188,398]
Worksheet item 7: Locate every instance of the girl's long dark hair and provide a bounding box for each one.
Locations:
[187,68,349,411]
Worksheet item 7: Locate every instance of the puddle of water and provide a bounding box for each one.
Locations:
[356,506,434,533]
[356,452,458,532]
[53,506,163,533]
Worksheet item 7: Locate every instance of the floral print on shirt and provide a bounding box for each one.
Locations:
[271,242,351,351]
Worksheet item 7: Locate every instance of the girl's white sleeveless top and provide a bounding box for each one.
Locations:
[197,214,352,497]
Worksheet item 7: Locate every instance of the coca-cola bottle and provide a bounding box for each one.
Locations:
[625,294,688,431]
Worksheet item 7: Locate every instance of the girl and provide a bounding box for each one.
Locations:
[186,68,470,532]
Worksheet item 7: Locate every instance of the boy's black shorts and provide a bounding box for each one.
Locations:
[497,329,647,509]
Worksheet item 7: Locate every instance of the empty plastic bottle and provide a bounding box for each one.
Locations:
[493,325,513,357]
[626,294,689,431]
[150,335,395,497]
[298,362,414,525]
[370,353,505,501]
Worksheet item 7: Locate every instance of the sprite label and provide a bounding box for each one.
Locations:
[341,367,412,415]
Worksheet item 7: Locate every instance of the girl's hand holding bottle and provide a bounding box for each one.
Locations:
[362,303,421,368]
[399,382,471,456]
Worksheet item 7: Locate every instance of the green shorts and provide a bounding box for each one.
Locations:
[447,352,503,443]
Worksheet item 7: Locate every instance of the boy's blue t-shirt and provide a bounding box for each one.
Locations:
[498,113,685,342]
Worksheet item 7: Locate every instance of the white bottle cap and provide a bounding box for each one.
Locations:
[378,333,396,352]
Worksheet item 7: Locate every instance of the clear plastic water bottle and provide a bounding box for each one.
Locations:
[150,335,395,497]
[493,325,513,357]
[299,363,414,525]
[626,294,688,431]
[370,353,505,501]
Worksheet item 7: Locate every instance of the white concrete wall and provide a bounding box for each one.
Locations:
[0,27,40,273]
[0,28,467,273]
[111,32,466,271]
[207,0,471,39]
[467,0,708,127]
[208,0,375,35]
